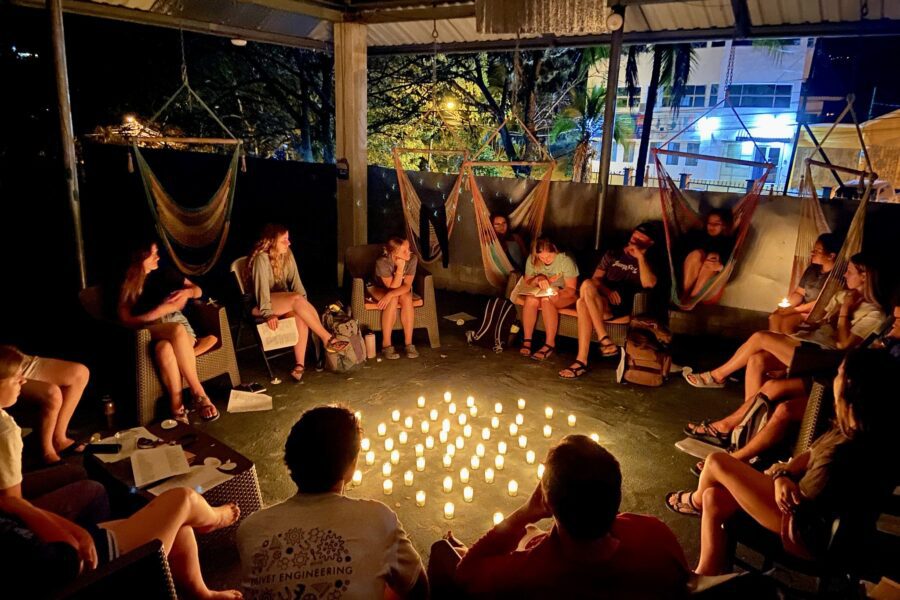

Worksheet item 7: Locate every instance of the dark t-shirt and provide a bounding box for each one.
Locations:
[798,264,828,303]
[131,265,185,316]
[683,230,734,263]
[0,513,80,596]
[597,250,642,290]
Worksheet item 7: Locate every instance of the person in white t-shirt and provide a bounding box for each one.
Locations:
[237,406,427,600]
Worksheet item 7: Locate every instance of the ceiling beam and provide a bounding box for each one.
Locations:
[730,0,752,38]
[237,0,345,22]
[356,4,475,24]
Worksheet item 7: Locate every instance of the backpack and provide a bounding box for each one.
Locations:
[616,318,672,387]
[466,298,517,353]
[730,392,774,451]
[321,302,367,373]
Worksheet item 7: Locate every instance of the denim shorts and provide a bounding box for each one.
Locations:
[159,310,196,339]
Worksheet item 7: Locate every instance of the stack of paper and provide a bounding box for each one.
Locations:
[131,445,191,488]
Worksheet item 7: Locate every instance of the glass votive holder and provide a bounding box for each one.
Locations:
[383,479,393,495]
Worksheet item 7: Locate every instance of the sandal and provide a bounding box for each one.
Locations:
[519,339,533,357]
[531,344,555,361]
[691,460,705,477]
[683,420,730,448]
[172,405,190,425]
[665,490,701,517]
[559,360,589,379]
[682,367,725,389]
[598,335,619,357]
[290,364,305,382]
[325,336,350,353]
[195,396,219,423]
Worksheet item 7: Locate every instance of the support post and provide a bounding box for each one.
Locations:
[334,22,368,285]
[49,0,87,289]
[594,5,624,250]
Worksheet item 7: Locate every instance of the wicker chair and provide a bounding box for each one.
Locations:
[505,273,648,347]
[79,286,241,426]
[56,539,177,599]
[346,244,441,348]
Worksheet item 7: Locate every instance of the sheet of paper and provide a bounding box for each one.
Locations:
[95,427,160,463]
[148,465,233,496]
[227,389,273,413]
[674,437,726,460]
[256,317,298,351]
[132,445,191,488]
[442,312,477,323]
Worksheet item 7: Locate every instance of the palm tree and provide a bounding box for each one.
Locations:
[625,43,695,186]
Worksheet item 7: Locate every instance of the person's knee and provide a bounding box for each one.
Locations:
[579,280,597,297]
[523,296,539,308]
[704,451,731,475]
[540,297,553,309]
[399,293,414,307]
[747,352,766,371]
[702,487,731,520]
[162,485,197,508]
[44,385,63,411]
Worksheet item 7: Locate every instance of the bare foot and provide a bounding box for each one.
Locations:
[196,503,240,534]
[54,436,77,453]
[194,335,218,356]
[42,450,62,465]
[196,590,243,600]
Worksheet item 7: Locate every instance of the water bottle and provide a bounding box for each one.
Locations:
[102,395,116,431]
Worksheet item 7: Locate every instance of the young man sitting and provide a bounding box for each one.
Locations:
[237,406,427,599]
[559,224,658,379]
[432,435,689,599]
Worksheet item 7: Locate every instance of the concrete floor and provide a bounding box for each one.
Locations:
[197,290,751,590]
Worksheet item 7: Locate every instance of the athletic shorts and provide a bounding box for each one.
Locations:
[88,523,121,566]
[20,354,43,379]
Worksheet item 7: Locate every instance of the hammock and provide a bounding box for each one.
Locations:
[789,163,831,291]
[134,143,240,276]
[463,116,556,289]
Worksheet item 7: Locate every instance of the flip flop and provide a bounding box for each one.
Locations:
[559,360,590,379]
[172,406,190,425]
[531,344,555,361]
[290,364,305,382]
[682,367,725,389]
[683,420,730,448]
[195,396,220,422]
[665,490,701,517]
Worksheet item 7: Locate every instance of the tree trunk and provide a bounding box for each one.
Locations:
[318,54,335,163]
[635,46,663,187]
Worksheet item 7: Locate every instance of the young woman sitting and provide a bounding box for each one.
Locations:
[769,233,841,334]
[367,237,419,360]
[250,224,348,381]
[514,238,578,361]
[666,349,897,575]
[117,242,219,423]
[680,208,735,302]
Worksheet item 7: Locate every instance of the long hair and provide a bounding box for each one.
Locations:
[250,224,289,283]
[120,241,156,307]
[531,238,558,268]
[849,252,883,308]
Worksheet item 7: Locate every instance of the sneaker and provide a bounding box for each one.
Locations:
[382,346,400,360]
[405,344,419,359]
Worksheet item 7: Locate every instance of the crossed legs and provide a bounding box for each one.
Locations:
[150,323,209,416]
[269,292,334,366]
[707,331,801,386]
[20,358,90,463]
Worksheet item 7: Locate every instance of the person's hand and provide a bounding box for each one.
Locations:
[69,524,99,571]
[536,276,551,291]
[377,292,394,310]
[840,291,862,317]
[393,255,407,270]
[624,244,646,258]
[764,461,789,477]
[705,253,724,273]
[774,477,803,514]
[266,316,279,331]
[520,482,552,523]
[608,290,622,305]
[167,288,193,305]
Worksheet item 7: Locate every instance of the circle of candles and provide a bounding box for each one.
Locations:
[494,402,503,414]
[404,470,414,486]
[390,450,400,465]
[446,444,456,457]
[416,457,425,472]
[448,402,457,415]
[567,414,576,427]
[391,409,401,422]
[544,407,554,420]
[443,476,453,492]
[444,502,454,519]
[491,417,500,429]
[509,423,518,436]
[590,433,600,443]
[463,486,474,502]
[385,438,395,451]
[493,512,504,525]
[543,425,552,438]
[455,436,465,449]
[517,398,526,410]
[443,391,452,402]
[484,467,495,483]
[429,409,439,421]
[352,470,362,486]
[443,454,452,469]
[377,423,387,436]
[498,441,508,455]
[469,406,478,417]
[463,424,473,438]
[475,443,486,457]
[458,413,467,426]
[365,451,375,465]
[466,395,475,407]
[416,490,426,506]
[439,430,448,444]
[481,428,491,441]
[360,438,371,452]
[398,431,408,445]
[415,443,424,457]
[515,414,524,426]
[382,462,392,477]
[404,416,414,429]
[459,467,470,483]
[442,419,451,432]
[417,396,426,408]
[518,435,528,449]
[526,450,536,464]
[383,479,393,495]
[495,455,505,470]
[425,435,435,449]
[507,480,519,497]
[421,421,430,434]
[470,456,481,470]
[537,464,545,479]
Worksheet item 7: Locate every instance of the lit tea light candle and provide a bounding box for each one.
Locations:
[416,490,426,506]
[439,430,448,444]
[416,457,425,472]
[459,467,470,483]
[404,416,413,429]
[508,480,519,497]
[443,391,452,402]
[589,433,600,443]
[360,438,371,452]
[390,450,400,465]
[377,423,387,436]
[458,414,467,426]
[441,419,451,432]
[448,402,457,415]
[383,479,393,495]
[469,406,478,417]
[444,502,454,519]
[417,396,426,408]
[463,486,474,503]
[354,410,362,422]
[415,444,424,457]
[567,414,576,427]
[429,409,439,421]
[493,512,504,525]
[481,428,491,441]
[484,467,495,483]
[421,421,430,434]
[446,444,456,457]
[463,424,473,438]
[491,417,500,429]
[385,438,395,451]
[517,398,526,410]
[518,435,528,449]
[404,470,414,486]
[537,463,545,479]
[498,441,507,455]
[494,402,503,414]
[544,406,554,419]
[543,425,552,438]
[778,297,792,308]
[391,409,400,422]
[443,476,453,493]
[365,451,375,465]
[442,454,452,469]
[526,450,536,464]
[495,455,505,470]
[425,436,435,449]
[352,470,362,486]
[475,443,485,457]
[382,462,392,477]
[466,395,475,407]
[455,436,465,450]
[398,431,408,445]
[470,456,481,470]
[509,423,518,436]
